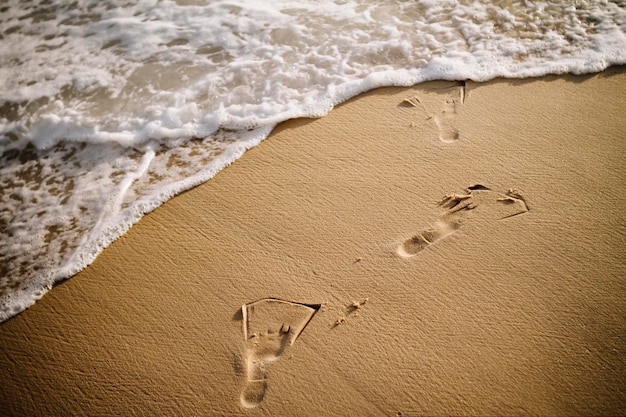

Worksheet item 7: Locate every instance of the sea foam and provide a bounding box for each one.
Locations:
[1,0,625,321]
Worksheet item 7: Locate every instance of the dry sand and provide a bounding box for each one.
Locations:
[1,66,625,416]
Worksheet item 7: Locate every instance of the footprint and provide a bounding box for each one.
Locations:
[398,185,528,257]
[433,97,460,142]
[240,298,320,408]
[403,81,466,143]
[398,219,462,257]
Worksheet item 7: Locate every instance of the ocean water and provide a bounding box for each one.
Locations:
[1,0,625,321]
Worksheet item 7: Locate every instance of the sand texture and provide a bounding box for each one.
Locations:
[1,67,625,416]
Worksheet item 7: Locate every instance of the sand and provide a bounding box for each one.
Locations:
[1,66,625,416]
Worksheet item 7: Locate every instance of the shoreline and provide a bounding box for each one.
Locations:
[1,67,625,416]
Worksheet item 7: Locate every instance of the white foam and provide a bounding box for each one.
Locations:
[1,0,625,321]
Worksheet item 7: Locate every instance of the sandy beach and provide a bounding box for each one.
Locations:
[1,67,625,416]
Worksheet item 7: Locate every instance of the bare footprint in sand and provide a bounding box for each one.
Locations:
[240,298,319,408]
[404,81,467,143]
[398,185,528,257]
[399,218,463,256]
[434,96,461,142]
